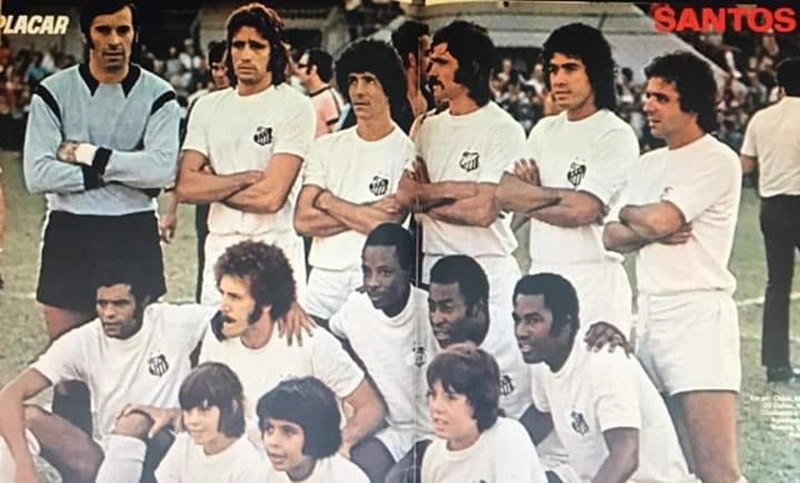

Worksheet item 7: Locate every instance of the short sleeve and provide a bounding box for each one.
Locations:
[327,298,351,340]
[589,352,641,433]
[578,126,639,205]
[31,325,89,386]
[273,94,315,159]
[311,328,364,398]
[483,120,527,183]
[319,93,343,125]
[182,96,210,157]
[302,137,328,188]
[662,152,740,222]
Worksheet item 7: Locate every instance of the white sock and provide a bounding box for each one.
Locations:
[95,434,147,483]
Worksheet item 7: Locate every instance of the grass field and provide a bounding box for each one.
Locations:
[1,149,800,482]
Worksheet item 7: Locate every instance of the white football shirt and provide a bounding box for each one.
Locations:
[523,109,639,265]
[531,343,692,482]
[615,134,742,295]
[198,325,364,445]
[412,102,524,257]
[155,433,263,483]
[421,417,548,483]
[32,303,216,443]
[183,85,315,237]
[304,125,413,271]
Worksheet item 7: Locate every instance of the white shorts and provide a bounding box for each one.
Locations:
[305,267,363,319]
[423,254,521,351]
[636,291,741,396]
[201,232,307,306]
[528,261,633,338]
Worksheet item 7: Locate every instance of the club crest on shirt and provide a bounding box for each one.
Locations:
[370,176,389,196]
[567,160,587,188]
[660,186,673,201]
[499,374,515,396]
[148,354,169,377]
[253,125,273,146]
[411,344,427,368]
[459,151,480,172]
[570,410,589,435]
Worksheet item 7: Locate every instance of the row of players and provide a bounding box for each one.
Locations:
[17,1,751,482]
[2,228,694,483]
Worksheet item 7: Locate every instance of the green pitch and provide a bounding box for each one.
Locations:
[1,150,798,482]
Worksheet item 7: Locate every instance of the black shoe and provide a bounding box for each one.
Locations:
[766,365,800,383]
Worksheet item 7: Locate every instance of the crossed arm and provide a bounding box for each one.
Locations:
[603,201,691,254]
[496,160,607,228]
[175,150,302,214]
[24,89,180,195]
[294,184,407,238]
[394,159,501,228]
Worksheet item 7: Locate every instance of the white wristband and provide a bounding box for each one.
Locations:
[75,143,99,166]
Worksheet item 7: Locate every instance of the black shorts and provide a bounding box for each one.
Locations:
[36,210,167,314]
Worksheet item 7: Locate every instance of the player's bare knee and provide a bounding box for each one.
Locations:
[22,404,48,428]
[112,412,153,441]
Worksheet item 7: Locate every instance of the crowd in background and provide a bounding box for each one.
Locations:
[488,27,799,155]
[1,21,797,154]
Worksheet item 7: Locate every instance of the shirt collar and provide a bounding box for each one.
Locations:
[79,63,141,97]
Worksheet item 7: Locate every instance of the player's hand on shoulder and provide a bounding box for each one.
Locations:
[584,321,633,357]
[278,301,316,347]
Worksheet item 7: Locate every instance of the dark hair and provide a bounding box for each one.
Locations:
[645,51,719,133]
[335,39,407,118]
[363,223,414,272]
[777,57,800,96]
[432,21,494,106]
[93,261,151,305]
[542,23,617,111]
[430,255,489,316]
[214,241,296,321]
[207,40,227,64]
[80,0,138,49]
[256,377,342,458]
[179,362,246,438]
[513,273,580,338]
[392,20,430,69]
[426,343,500,432]
[304,49,334,83]
[225,3,288,86]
